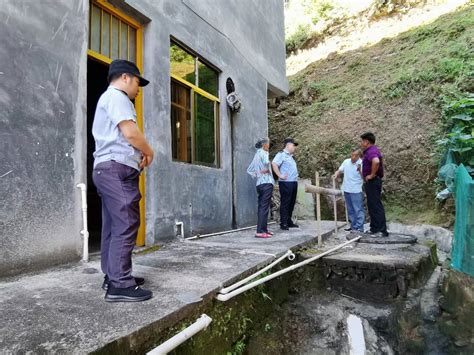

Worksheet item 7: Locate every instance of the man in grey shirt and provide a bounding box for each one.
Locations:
[92,59,154,302]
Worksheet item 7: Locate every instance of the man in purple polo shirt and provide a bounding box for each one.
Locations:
[360,132,389,237]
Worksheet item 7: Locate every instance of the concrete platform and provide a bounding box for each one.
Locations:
[346,231,418,244]
[303,225,437,301]
[0,220,343,353]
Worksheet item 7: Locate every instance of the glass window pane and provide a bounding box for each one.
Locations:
[171,80,191,162]
[171,107,192,163]
[111,16,119,60]
[120,21,128,60]
[90,5,101,52]
[194,93,216,165]
[170,43,196,85]
[171,79,191,110]
[101,12,110,57]
[129,27,136,63]
[197,60,218,97]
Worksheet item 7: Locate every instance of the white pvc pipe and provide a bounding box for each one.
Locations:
[347,314,366,355]
[147,314,212,355]
[185,222,277,240]
[219,250,295,294]
[216,236,361,301]
[176,221,184,239]
[76,183,89,262]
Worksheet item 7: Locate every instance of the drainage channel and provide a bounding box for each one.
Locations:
[142,227,464,355]
[147,236,362,354]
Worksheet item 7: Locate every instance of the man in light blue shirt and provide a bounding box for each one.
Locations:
[272,138,299,230]
[334,148,365,232]
[92,59,154,303]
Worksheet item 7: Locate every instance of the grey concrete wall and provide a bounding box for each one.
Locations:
[181,0,288,96]
[132,0,281,242]
[0,0,88,277]
[0,0,287,275]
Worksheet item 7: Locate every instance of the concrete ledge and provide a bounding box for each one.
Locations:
[0,220,343,353]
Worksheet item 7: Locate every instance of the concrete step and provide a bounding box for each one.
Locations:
[300,229,437,302]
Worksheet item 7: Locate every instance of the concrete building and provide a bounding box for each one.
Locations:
[0,0,288,277]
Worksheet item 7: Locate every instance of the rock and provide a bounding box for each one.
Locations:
[420,266,441,322]
[362,318,394,355]
[387,223,453,254]
[438,269,474,353]
[293,179,316,220]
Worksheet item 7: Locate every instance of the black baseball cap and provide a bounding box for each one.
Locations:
[283,137,299,146]
[108,59,150,87]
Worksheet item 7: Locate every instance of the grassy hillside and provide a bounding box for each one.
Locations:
[269,4,474,225]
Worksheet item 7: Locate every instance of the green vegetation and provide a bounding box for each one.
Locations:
[285,0,431,54]
[370,0,429,19]
[286,24,313,54]
[304,0,335,23]
[228,336,246,355]
[271,4,474,225]
[437,94,474,171]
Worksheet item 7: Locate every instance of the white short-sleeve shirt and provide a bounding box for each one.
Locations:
[338,158,363,193]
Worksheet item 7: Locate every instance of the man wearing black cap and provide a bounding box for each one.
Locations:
[92,59,154,302]
[272,138,300,230]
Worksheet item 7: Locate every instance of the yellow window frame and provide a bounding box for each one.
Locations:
[170,73,220,103]
[88,0,146,246]
[170,74,221,168]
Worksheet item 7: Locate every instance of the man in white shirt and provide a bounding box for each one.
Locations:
[334,148,365,232]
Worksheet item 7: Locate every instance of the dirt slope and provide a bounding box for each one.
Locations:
[269,4,474,224]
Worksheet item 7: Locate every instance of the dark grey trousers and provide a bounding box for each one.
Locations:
[365,177,387,234]
[279,181,298,227]
[256,183,274,233]
[93,160,141,288]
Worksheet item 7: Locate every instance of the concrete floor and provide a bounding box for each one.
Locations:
[0,220,344,353]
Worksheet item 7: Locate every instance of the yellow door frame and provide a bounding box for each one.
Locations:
[88,0,146,246]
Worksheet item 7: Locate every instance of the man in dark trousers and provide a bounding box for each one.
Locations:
[360,132,389,237]
[272,138,299,230]
[92,59,154,302]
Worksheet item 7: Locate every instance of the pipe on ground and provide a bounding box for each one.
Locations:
[219,249,295,294]
[347,314,366,355]
[76,183,89,262]
[147,314,212,355]
[186,222,277,240]
[216,236,361,302]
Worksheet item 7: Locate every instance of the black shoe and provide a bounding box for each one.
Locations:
[280,225,289,230]
[105,285,153,302]
[288,223,299,228]
[344,227,352,232]
[102,275,145,291]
